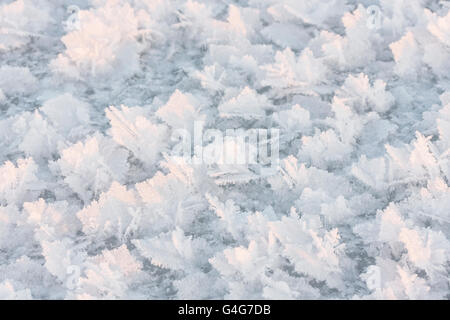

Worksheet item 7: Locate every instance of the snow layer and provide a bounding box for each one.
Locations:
[0,0,449,299]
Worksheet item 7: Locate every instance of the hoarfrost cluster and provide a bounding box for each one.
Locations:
[0,0,449,299]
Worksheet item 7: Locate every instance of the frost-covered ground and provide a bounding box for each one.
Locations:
[0,0,449,300]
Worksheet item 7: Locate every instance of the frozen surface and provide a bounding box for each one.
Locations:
[0,0,449,299]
